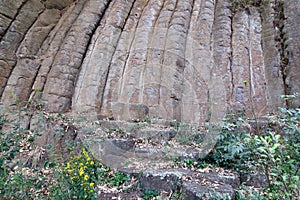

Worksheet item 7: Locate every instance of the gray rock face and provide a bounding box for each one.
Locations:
[0,0,299,123]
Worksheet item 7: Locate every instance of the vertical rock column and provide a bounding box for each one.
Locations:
[0,0,44,100]
[2,9,61,104]
[157,0,193,120]
[231,7,271,117]
[140,0,177,119]
[100,0,163,119]
[42,0,110,111]
[261,0,285,112]
[72,0,135,114]
[248,8,268,116]
[31,0,87,104]
[183,0,214,123]
[231,11,252,113]
[284,0,300,107]
[210,0,232,121]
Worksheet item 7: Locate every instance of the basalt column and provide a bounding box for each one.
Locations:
[1,0,298,123]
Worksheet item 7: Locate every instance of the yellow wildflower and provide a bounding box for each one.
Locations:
[84,174,89,181]
[90,190,93,193]
[67,162,70,168]
[68,169,73,173]
[90,161,94,165]
[89,182,94,187]
[79,163,83,167]
[83,150,89,157]
[79,169,84,176]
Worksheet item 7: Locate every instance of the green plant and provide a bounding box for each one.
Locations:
[109,171,130,187]
[201,110,253,171]
[204,108,300,199]
[237,128,300,200]
[0,167,49,199]
[141,189,160,200]
[236,185,267,200]
[246,108,300,199]
[170,191,182,200]
[182,159,194,168]
[0,108,49,199]
[50,149,99,199]
[50,148,130,199]
[0,105,133,199]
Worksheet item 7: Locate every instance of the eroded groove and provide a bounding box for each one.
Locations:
[274,0,289,101]
[100,0,151,115]
[0,0,45,99]
[2,9,61,105]
[157,0,179,111]
[43,0,112,112]
[39,1,88,100]
[75,0,113,109]
[72,0,135,114]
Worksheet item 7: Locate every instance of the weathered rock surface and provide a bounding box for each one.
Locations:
[78,119,207,169]
[0,0,299,123]
[122,168,262,200]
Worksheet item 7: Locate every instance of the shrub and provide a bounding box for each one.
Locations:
[50,149,100,199]
[201,110,253,171]
[203,108,300,199]
[246,108,300,199]
[50,148,130,199]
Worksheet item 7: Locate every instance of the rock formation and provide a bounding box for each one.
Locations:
[0,0,299,123]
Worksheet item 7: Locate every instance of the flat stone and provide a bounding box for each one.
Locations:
[98,120,141,132]
[135,128,177,143]
[196,171,240,189]
[111,139,135,151]
[240,172,268,188]
[140,169,187,192]
[182,181,235,200]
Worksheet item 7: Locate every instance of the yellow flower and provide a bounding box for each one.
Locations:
[79,170,84,176]
[90,190,93,193]
[67,162,70,168]
[90,161,94,165]
[79,163,83,167]
[83,150,89,157]
[89,182,94,187]
[68,169,73,173]
[84,174,89,181]
[84,188,86,191]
